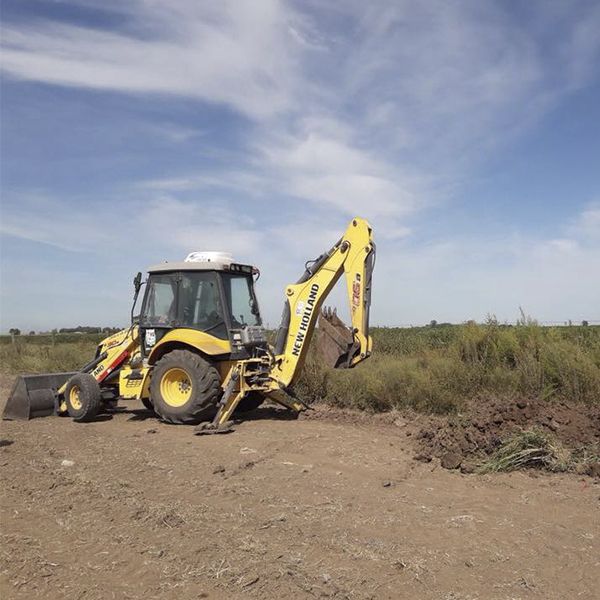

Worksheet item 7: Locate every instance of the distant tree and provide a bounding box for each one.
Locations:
[28,330,35,336]
[9,328,21,336]
[582,320,589,327]
[429,319,438,327]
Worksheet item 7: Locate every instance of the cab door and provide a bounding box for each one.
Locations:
[139,273,178,356]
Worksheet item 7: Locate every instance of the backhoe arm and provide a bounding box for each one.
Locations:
[270,217,375,389]
[198,217,375,432]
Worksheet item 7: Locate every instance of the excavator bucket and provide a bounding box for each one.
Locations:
[2,373,76,420]
[316,307,355,369]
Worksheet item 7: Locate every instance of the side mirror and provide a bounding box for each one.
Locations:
[133,272,142,294]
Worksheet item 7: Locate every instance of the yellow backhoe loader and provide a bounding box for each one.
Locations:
[4,218,375,432]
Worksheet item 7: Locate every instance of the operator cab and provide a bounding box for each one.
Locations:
[138,252,266,358]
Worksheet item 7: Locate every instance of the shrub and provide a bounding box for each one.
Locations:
[540,339,600,403]
[296,321,600,413]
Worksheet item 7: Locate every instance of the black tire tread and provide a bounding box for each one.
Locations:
[65,373,102,423]
[141,398,155,412]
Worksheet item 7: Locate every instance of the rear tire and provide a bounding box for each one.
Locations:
[64,373,102,422]
[150,350,220,425]
[141,398,155,412]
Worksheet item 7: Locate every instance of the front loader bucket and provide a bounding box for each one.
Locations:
[316,308,355,369]
[3,373,77,420]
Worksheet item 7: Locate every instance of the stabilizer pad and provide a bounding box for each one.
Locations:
[193,420,235,435]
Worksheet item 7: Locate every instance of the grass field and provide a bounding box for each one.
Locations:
[300,319,600,412]
[0,335,101,375]
[2,320,599,414]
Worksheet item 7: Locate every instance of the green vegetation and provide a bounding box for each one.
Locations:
[297,319,600,413]
[0,332,111,346]
[2,319,599,415]
[0,337,99,374]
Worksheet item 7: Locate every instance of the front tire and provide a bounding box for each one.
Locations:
[150,350,220,425]
[65,373,102,422]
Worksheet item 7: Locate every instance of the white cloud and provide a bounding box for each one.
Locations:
[3,0,599,219]
[376,209,600,325]
[257,129,417,218]
[0,193,102,254]
[338,0,600,166]
[138,196,265,258]
[0,193,264,259]
[1,0,300,119]
[140,171,269,196]
[141,126,420,220]
[569,203,600,241]
[2,1,600,330]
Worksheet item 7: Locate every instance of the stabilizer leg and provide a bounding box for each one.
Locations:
[194,367,245,435]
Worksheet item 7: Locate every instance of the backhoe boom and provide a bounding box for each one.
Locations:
[270,217,375,389]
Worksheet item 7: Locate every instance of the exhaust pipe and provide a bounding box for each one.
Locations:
[3,372,77,420]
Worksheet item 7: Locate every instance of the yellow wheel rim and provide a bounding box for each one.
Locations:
[69,385,82,410]
[160,367,193,407]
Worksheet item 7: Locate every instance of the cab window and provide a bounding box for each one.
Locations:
[178,272,227,339]
[141,274,177,326]
[222,274,261,328]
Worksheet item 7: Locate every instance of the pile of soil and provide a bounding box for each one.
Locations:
[414,397,600,472]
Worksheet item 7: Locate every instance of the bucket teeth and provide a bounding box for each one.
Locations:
[316,307,355,369]
[2,373,77,420]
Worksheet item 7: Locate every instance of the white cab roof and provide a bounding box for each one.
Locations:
[148,251,234,273]
[147,261,233,273]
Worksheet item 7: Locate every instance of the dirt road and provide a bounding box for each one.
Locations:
[1,395,598,600]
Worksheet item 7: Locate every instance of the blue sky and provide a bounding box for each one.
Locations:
[1,0,599,332]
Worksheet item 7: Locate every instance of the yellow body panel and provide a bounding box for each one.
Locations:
[119,366,151,399]
[147,328,230,364]
[217,360,237,387]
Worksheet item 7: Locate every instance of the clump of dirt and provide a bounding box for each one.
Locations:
[415,397,600,471]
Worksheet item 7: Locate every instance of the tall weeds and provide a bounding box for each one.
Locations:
[297,321,600,413]
[1,321,599,415]
[0,339,98,375]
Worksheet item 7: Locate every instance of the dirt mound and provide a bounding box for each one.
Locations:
[415,397,600,470]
